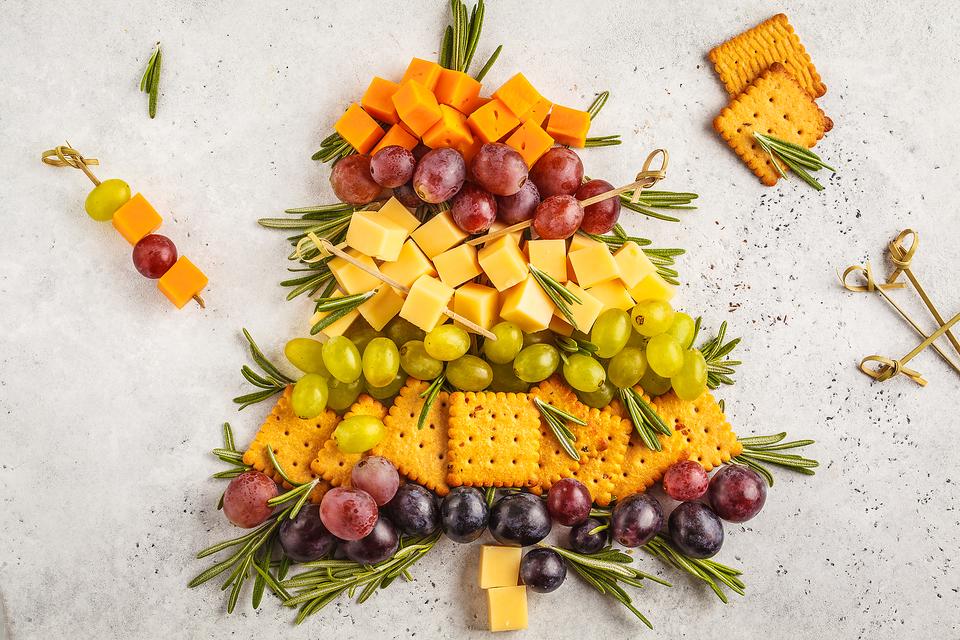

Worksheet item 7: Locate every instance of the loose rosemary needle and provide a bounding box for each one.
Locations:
[139,42,162,119]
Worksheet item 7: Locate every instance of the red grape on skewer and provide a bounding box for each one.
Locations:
[576,179,621,234]
[532,195,583,239]
[132,234,177,278]
[496,180,540,225]
[529,147,583,197]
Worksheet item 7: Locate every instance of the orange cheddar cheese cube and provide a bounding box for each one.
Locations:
[345,210,409,262]
[559,282,604,332]
[568,242,620,288]
[380,239,436,289]
[112,193,162,245]
[462,94,491,115]
[456,136,484,163]
[400,275,454,331]
[392,80,443,137]
[157,256,208,309]
[435,68,482,113]
[505,119,554,167]
[423,105,474,150]
[613,241,658,289]
[499,274,555,333]
[587,279,635,311]
[310,290,359,337]
[525,239,566,282]
[410,210,468,258]
[467,98,520,144]
[371,124,419,155]
[546,104,591,148]
[375,197,420,234]
[433,243,482,287]
[334,103,385,155]
[478,235,528,292]
[492,73,542,122]
[523,96,552,126]
[453,283,500,331]
[329,249,384,294]
[358,285,405,332]
[401,57,442,91]
[361,77,400,125]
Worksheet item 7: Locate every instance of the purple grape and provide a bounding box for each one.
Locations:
[662,460,709,502]
[610,493,663,547]
[546,478,592,526]
[470,142,528,196]
[330,154,381,205]
[575,179,621,235]
[440,486,489,543]
[279,504,336,562]
[450,183,497,233]
[393,182,423,208]
[496,179,540,225]
[370,145,416,188]
[222,470,278,528]
[708,465,767,522]
[351,456,400,506]
[520,548,567,593]
[529,147,583,198]
[568,517,607,554]
[342,514,399,564]
[532,195,583,240]
[413,148,466,203]
[319,487,378,541]
[386,483,440,536]
[489,493,552,546]
[668,501,724,559]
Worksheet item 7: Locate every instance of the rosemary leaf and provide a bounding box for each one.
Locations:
[696,321,742,389]
[643,534,744,603]
[753,132,835,191]
[533,398,580,461]
[730,432,818,486]
[473,44,502,82]
[232,330,293,409]
[139,43,162,119]
[417,373,447,430]
[529,264,579,329]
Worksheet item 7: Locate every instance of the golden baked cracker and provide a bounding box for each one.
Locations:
[309,394,386,487]
[613,431,687,501]
[709,14,826,99]
[373,379,451,496]
[653,390,742,471]
[570,407,632,507]
[714,63,832,186]
[528,377,583,493]
[446,391,541,488]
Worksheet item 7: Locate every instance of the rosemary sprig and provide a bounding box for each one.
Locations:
[643,534,744,603]
[529,263,580,329]
[441,0,499,77]
[547,545,669,627]
[753,132,835,191]
[579,226,685,285]
[584,91,622,147]
[619,190,699,223]
[556,335,599,357]
[417,373,447,430]
[139,42,162,119]
[311,131,356,164]
[473,44,502,82]
[732,432,818,487]
[211,423,251,479]
[311,290,376,335]
[618,387,671,451]
[233,329,295,409]
[696,320,742,389]
[533,397,584,461]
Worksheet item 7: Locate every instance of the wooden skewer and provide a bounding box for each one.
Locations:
[860,311,960,385]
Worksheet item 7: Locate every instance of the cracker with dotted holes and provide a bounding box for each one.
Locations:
[613,430,688,501]
[714,63,832,186]
[528,377,582,494]
[310,394,387,487]
[570,405,632,507]
[709,13,826,99]
[446,391,541,488]
[373,378,451,496]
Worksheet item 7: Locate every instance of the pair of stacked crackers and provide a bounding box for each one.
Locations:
[242,376,742,507]
[710,13,832,186]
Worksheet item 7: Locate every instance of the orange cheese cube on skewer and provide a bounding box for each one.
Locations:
[158,256,208,309]
[453,283,500,331]
[467,99,520,144]
[329,249,384,294]
[401,57,443,91]
[310,290,359,337]
[400,275,454,332]
[358,286,405,331]
[392,80,443,137]
[435,69,482,113]
[371,125,419,155]
[546,104,591,148]
[505,119,554,167]
[492,73,542,122]
[423,105,474,150]
[523,97,552,126]
[112,193,162,244]
[361,77,400,125]
[380,239,435,289]
[345,211,409,262]
[334,104,385,154]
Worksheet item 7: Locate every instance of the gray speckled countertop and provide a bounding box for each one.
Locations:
[1,1,958,637]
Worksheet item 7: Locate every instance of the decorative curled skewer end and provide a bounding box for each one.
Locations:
[193,294,206,309]
[41,143,101,186]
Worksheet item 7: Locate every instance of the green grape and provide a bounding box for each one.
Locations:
[446,355,493,391]
[646,333,684,377]
[513,344,560,383]
[333,415,386,453]
[284,338,329,376]
[384,316,426,347]
[607,346,648,389]
[562,353,606,392]
[631,299,675,337]
[84,178,131,221]
[365,370,406,400]
[327,376,364,413]
[344,318,380,355]
[483,322,523,364]
[576,379,615,409]
[489,362,530,393]
[424,324,470,361]
[671,349,708,401]
[290,373,329,419]
[361,337,400,387]
[638,367,672,397]
[667,312,696,349]
[522,329,554,347]
[399,340,444,380]
[590,309,631,358]
[322,336,362,383]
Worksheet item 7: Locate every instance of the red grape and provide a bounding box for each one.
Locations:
[529,147,583,197]
[222,471,278,528]
[708,465,767,522]
[575,179,621,234]
[341,514,399,564]
[662,460,709,501]
[132,234,177,279]
[470,143,528,196]
[279,504,336,562]
[450,183,497,233]
[319,487,379,540]
[330,155,381,205]
[610,493,663,547]
[370,146,416,188]
[393,182,423,208]
[668,501,724,558]
[546,478,592,526]
[496,179,540,225]
[413,148,466,203]
[532,195,583,239]
[350,456,399,506]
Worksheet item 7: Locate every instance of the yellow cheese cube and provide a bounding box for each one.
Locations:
[488,220,525,245]
[410,210,468,258]
[329,249,384,294]
[568,233,604,253]
[376,197,421,234]
[309,291,358,337]
[433,244,482,287]
[478,235,528,292]
[380,240,436,290]
[587,280,635,311]
[613,241,657,289]
[345,211,409,262]
[629,272,676,302]
[478,545,521,589]
[560,282,604,332]
[526,239,567,283]
[453,283,500,331]
[568,242,620,288]
[548,315,574,337]
[400,275,454,331]
[499,275,555,333]
[487,586,528,632]
[358,286,405,332]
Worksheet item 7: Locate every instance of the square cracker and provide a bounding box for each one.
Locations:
[310,394,386,487]
[652,390,742,471]
[373,378,451,496]
[528,377,582,493]
[714,63,832,186]
[709,13,826,99]
[446,391,541,488]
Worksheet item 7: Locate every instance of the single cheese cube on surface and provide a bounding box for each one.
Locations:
[400,275,454,331]
[112,193,162,245]
[157,256,208,309]
[334,103,385,154]
[361,77,400,125]
[523,96,552,126]
[371,124,419,155]
[329,249,384,294]
[478,235,528,292]
[345,211,408,262]
[433,244,482,287]
[392,80,442,137]
[492,73,541,122]
[380,239,436,289]
[487,586,528,632]
[629,272,676,302]
[435,69,482,113]
[310,291,359,337]
[423,104,474,150]
[560,282,604,332]
[478,546,521,589]
[568,242,620,288]
[358,286,405,331]
[613,241,658,289]
[499,275,555,333]
[467,98,520,144]
[505,119,554,167]
[376,197,420,234]
[587,279,635,311]
[548,315,574,337]
[410,210,468,258]
[453,283,499,331]
[401,57,442,91]
[525,238,566,283]
[546,104,591,148]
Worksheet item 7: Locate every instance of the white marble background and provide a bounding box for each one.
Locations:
[1,0,958,637]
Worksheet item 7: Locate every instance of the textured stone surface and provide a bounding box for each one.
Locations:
[1,1,959,637]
